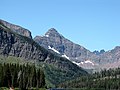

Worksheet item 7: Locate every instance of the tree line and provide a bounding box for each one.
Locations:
[0,63,45,89]
[58,68,120,89]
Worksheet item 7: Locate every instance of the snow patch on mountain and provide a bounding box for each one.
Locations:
[84,60,95,66]
[80,62,84,64]
[72,61,80,66]
[72,60,95,67]
[48,46,60,54]
[45,34,49,37]
[62,54,70,60]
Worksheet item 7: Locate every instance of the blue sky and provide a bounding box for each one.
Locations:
[0,0,120,51]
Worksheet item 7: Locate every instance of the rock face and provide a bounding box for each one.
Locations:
[0,23,47,61]
[98,46,120,69]
[34,28,94,61]
[0,20,89,86]
[0,20,87,77]
[34,28,120,70]
[1,19,120,71]
[0,19,32,39]
[93,49,105,55]
[34,28,98,68]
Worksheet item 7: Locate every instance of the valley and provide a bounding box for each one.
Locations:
[0,19,120,89]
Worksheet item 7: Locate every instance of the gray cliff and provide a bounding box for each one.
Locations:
[34,28,120,70]
[0,19,32,39]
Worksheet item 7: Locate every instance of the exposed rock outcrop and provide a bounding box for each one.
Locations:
[0,24,47,61]
[34,28,94,61]
[0,19,89,86]
[0,20,87,76]
[34,28,120,70]
[0,19,32,39]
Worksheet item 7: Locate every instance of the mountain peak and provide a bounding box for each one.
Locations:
[48,28,58,32]
[45,28,59,36]
[0,19,32,39]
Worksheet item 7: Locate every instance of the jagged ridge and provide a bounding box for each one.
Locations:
[0,19,32,39]
[34,28,120,70]
[0,20,88,86]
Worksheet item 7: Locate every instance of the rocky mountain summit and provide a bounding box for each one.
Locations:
[34,28,99,69]
[99,46,120,69]
[0,20,78,66]
[0,19,32,39]
[0,21,47,61]
[93,49,105,55]
[0,20,87,85]
[1,19,120,71]
[34,28,94,60]
[34,28,120,70]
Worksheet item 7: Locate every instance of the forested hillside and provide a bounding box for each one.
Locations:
[0,63,45,89]
[58,68,120,89]
[0,19,88,89]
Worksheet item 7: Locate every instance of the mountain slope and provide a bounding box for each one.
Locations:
[34,28,120,70]
[0,19,32,39]
[34,28,92,59]
[98,46,120,69]
[34,28,98,69]
[0,21,48,61]
[0,20,88,86]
